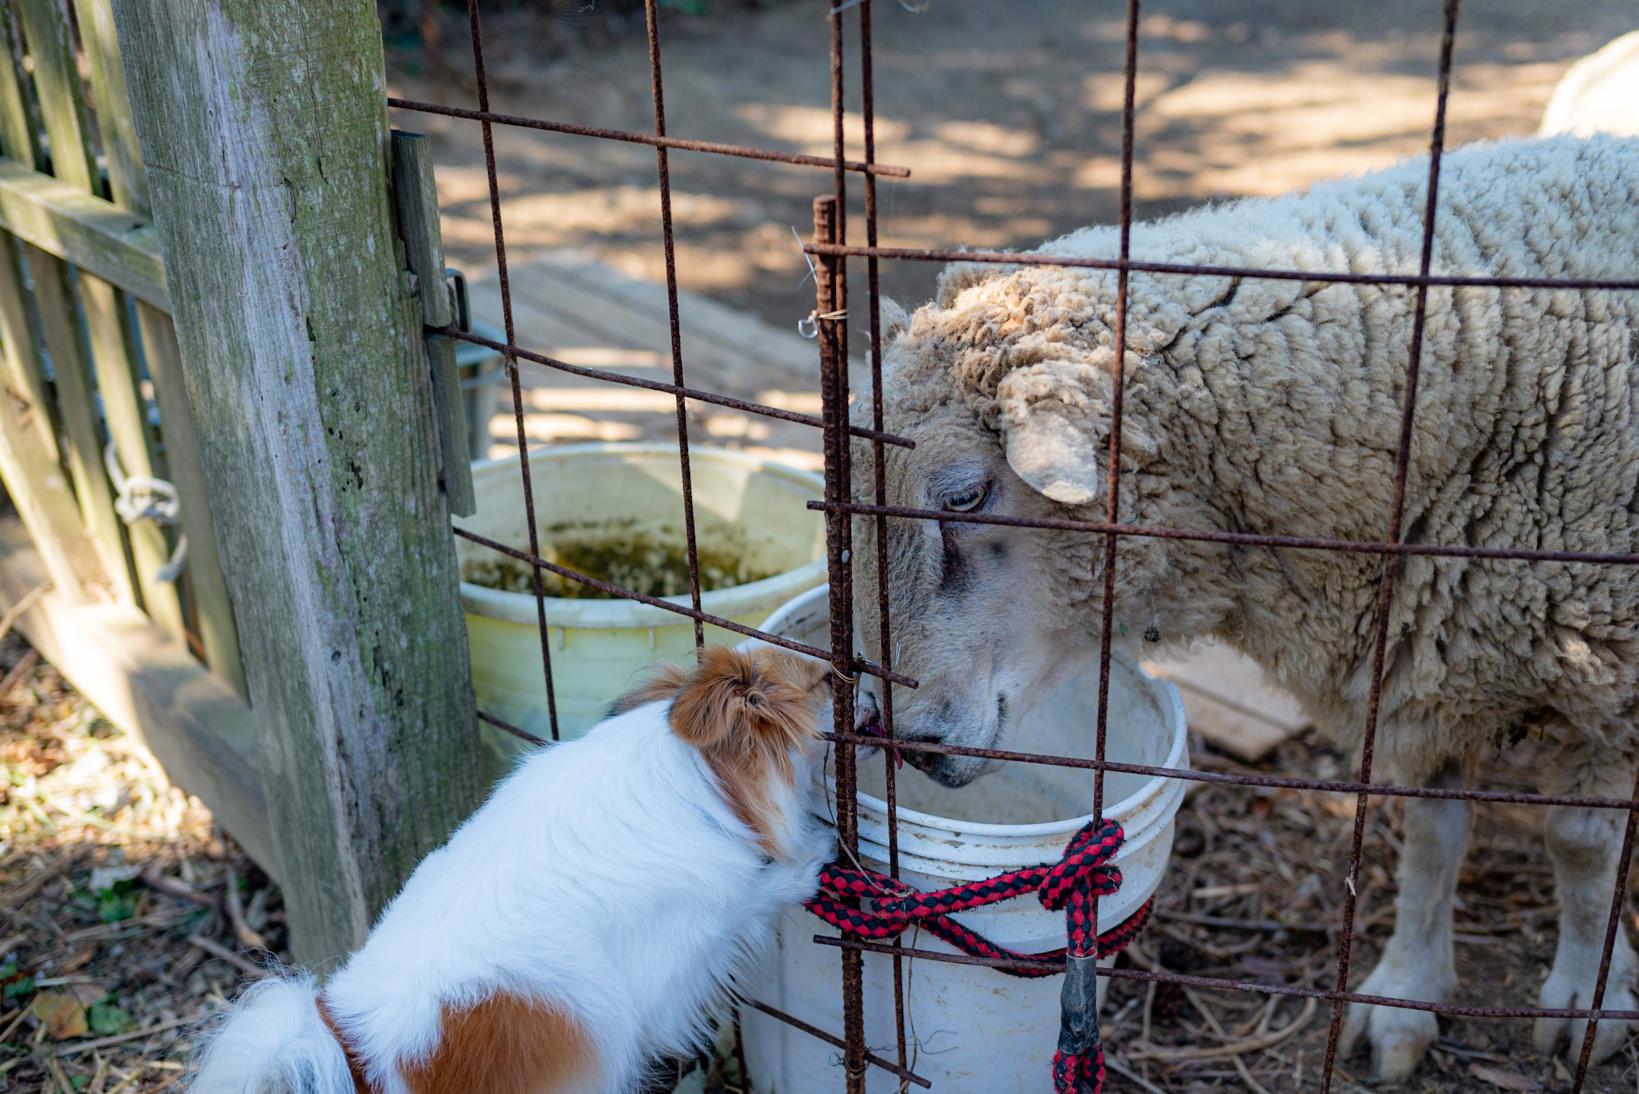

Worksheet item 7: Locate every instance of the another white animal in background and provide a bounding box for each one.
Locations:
[853,135,1639,1082]
[189,646,839,1094]
[1541,31,1639,139]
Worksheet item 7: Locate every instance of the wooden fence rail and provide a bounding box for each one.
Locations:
[0,0,481,962]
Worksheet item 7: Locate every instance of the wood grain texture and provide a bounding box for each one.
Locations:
[66,0,244,690]
[135,302,245,695]
[0,7,39,165]
[70,0,147,212]
[13,0,97,193]
[24,242,136,604]
[390,131,474,517]
[20,0,186,636]
[0,238,103,597]
[113,0,484,963]
[78,269,187,636]
[0,159,168,307]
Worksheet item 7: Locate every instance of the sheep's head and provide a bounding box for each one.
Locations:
[851,265,1146,787]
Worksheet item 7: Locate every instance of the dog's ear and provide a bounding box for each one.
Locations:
[608,664,689,719]
[668,648,825,750]
[671,648,828,857]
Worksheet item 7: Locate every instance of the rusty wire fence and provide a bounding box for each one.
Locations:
[389,0,1639,1090]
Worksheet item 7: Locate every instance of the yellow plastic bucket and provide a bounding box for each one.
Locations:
[454,443,826,771]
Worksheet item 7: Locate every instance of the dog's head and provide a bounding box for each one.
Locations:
[616,647,832,857]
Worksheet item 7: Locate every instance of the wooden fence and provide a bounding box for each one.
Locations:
[0,0,482,964]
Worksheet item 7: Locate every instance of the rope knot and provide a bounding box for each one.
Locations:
[805,817,1147,1094]
[103,444,188,582]
[1037,819,1124,915]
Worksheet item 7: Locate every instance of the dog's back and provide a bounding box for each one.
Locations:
[189,647,832,1093]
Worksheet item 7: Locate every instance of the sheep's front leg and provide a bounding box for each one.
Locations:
[1533,745,1638,1064]
[1340,761,1470,1082]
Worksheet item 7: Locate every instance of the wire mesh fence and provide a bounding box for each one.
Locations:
[391,1,1639,1089]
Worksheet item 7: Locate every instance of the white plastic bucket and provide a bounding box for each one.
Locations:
[741,587,1188,1093]
[454,443,825,767]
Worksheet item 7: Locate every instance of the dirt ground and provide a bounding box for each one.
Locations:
[8,639,1638,1093]
[0,637,287,1092]
[390,0,1637,345]
[1098,733,1639,1093]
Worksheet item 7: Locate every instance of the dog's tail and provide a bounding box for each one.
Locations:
[188,973,357,1093]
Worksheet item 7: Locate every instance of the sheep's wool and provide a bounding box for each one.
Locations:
[874,135,1639,776]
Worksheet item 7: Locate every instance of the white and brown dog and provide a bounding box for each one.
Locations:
[189,646,849,1093]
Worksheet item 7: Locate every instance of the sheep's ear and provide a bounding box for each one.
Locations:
[997,359,1105,506]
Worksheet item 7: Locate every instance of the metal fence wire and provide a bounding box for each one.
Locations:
[389,1,1639,1090]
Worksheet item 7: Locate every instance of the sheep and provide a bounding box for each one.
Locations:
[851,135,1639,1082]
[1540,31,1639,139]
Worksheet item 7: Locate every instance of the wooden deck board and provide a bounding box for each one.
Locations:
[462,251,868,469]
[1144,643,1309,762]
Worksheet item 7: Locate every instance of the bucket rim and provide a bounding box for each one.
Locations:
[758,586,1191,841]
[839,671,1188,841]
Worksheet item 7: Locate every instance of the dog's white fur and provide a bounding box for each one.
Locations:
[189,650,834,1094]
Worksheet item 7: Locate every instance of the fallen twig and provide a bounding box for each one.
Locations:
[1104,1054,1170,1094]
[1127,997,1319,1062]
[2,861,67,906]
[139,867,218,911]
[0,649,40,699]
[186,933,266,979]
[54,1014,197,1058]
[1231,1053,1274,1094]
[0,583,51,643]
[224,865,267,951]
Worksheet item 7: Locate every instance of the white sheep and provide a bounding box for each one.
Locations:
[853,134,1639,1082]
[1540,31,1639,139]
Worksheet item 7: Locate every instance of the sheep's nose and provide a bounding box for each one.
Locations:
[852,686,882,732]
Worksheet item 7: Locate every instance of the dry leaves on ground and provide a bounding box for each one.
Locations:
[0,636,288,1093]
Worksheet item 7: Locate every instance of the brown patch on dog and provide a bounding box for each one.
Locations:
[665,646,829,856]
[315,995,371,1093]
[607,662,693,717]
[401,992,595,1094]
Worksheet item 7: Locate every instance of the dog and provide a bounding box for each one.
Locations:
[189,646,842,1093]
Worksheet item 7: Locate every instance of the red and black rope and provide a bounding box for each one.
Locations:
[806,819,1148,1093]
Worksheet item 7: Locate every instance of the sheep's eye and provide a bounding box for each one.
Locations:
[942,483,990,513]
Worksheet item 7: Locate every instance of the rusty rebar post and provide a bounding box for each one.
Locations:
[1319,3,1460,1086]
[642,0,705,650]
[815,193,866,1094]
[463,0,559,740]
[386,96,911,177]
[1571,762,1639,1089]
[855,0,910,1083]
[817,935,1639,1022]
[798,242,1639,293]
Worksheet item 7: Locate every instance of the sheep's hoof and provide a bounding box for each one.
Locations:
[1340,999,1438,1083]
[1534,976,1637,1067]
[1340,958,1447,1082]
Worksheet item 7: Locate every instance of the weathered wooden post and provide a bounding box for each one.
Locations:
[111,1,485,965]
